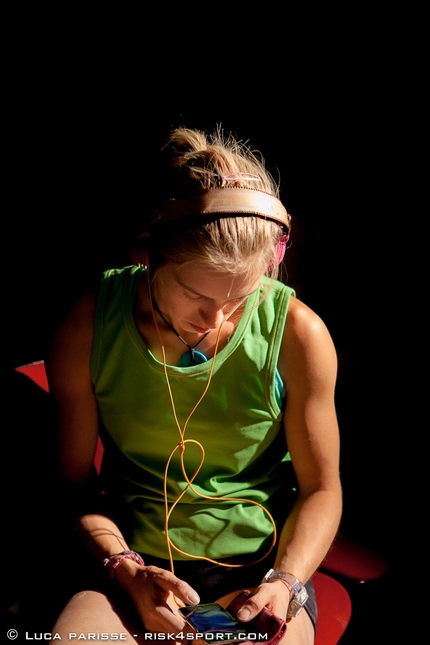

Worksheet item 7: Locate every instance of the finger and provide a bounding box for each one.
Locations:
[142,604,187,634]
[147,566,200,605]
[236,592,265,622]
[236,584,288,622]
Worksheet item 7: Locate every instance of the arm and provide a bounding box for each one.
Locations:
[238,296,342,622]
[47,294,199,632]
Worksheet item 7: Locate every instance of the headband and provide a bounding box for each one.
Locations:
[155,188,291,232]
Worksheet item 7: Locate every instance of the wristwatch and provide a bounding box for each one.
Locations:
[263,569,309,619]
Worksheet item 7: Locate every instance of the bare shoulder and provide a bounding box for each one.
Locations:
[58,292,96,335]
[280,296,338,390]
[285,295,333,343]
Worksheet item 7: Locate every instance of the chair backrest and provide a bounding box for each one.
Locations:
[15,361,104,473]
[321,532,388,582]
[15,360,49,391]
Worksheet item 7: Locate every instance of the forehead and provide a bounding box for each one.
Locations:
[171,263,263,300]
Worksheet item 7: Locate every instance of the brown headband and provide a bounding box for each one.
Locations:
[156,188,291,232]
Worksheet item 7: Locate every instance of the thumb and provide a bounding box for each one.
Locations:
[236,589,268,622]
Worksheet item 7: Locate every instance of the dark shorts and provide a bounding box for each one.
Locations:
[139,551,317,632]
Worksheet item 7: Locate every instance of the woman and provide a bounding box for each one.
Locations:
[48,127,341,644]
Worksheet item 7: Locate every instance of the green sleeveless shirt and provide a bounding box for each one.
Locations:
[91,266,297,560]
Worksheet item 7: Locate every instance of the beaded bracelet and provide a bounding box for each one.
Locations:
[103,550,145,579]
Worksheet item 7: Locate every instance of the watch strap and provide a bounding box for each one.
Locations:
[263,569,309,619]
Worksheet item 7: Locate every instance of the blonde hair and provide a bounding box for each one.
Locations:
[164,126,279,196]
[148,127,286,279]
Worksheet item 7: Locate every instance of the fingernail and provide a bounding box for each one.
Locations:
[187,592,200,604]
[237,607,251,621]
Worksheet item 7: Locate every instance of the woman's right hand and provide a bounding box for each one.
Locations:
[115,561,200,634]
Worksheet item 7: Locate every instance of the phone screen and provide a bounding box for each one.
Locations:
[179,603,248,641]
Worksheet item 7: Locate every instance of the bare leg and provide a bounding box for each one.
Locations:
[52,589,196,644]
[52,590,146,644]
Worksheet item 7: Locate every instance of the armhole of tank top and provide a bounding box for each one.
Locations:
[90,270,111,385]
[266,285,295,417]
[91,266,147,383]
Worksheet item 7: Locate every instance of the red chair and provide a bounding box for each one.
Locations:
[313,572,351,645]
[15,361,104,473]
[14,361,389,644]
[321,532,388,583]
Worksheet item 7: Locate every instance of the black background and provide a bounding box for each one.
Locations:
[5,21,424,644]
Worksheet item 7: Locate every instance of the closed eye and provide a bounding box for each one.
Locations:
[183,290,204,301]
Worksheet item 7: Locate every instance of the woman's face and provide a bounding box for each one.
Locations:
[153,262,263,338]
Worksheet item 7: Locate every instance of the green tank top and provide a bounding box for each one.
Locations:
[91,265,297,560]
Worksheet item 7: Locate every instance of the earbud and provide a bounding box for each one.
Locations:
[274,234,290,267]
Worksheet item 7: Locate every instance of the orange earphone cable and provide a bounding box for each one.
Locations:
[148,277,277,578]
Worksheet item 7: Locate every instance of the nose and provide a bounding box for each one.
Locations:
[198,304,225,329]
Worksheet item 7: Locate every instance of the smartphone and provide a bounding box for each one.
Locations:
[179,603,248,642]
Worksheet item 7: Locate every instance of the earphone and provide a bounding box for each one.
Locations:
[140,187,291,572]
[149,296,278,574]
[132,187,292,272]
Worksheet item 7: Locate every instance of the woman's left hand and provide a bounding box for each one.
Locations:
[236,580,290,623]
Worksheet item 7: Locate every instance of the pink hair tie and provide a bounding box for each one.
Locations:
[103,550,145,579]
[220,172,261,183]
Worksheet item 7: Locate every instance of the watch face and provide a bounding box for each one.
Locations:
[296,588,309,606]
[287,600,303,619]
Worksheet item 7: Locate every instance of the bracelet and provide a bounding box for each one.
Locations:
[103,550,145,579]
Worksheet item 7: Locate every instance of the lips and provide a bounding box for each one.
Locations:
[189,322,211,334]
